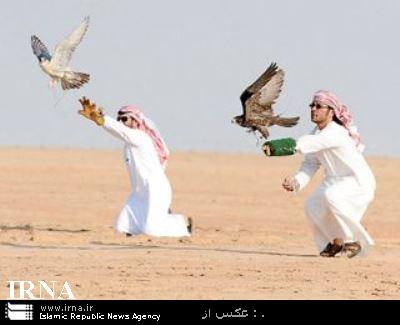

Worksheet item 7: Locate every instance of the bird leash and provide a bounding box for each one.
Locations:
[51,87,68,108]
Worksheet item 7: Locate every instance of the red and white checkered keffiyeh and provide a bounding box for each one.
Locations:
[118,105,170,168]
[312,90,365,152]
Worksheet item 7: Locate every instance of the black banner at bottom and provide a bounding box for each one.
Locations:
[1,300,397,322]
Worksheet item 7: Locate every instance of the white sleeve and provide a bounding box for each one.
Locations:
[102,116,143,146]
[296,130,344,154]
[294,153,321,191]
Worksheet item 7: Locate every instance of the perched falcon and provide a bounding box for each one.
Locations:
[31,16,90,90]
[232,62,299,139]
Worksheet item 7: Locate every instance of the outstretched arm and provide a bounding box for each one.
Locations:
[78,97,142,146]
[295,132,343,154]
[102,116,142,146]
[263,128,345,157]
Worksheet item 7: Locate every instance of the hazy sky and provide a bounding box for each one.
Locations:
[1,0,399,156]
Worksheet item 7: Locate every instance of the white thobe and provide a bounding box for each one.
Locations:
[294,122,375,254]
[102,116,190,237]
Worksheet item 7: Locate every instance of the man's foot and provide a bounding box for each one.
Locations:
[344,241,362,258]
[320,238,344,257]
[187,217,193,235]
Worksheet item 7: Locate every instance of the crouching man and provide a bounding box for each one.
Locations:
[264,90,375,258]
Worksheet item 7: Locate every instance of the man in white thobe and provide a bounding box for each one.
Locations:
[266,90,375,258]
[78,97,191,238]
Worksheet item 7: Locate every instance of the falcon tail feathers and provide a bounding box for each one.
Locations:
[61,72,90,90]
[271,116,300,127]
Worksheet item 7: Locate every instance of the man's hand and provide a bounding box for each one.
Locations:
[282,176,300,192]
[78,96,105,126]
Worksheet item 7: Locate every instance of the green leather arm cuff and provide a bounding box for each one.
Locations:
[263,138,297,156]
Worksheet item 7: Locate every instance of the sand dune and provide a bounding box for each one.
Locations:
[0,148,399,299]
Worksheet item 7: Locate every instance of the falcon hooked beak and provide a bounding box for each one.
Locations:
[231,115,244,125]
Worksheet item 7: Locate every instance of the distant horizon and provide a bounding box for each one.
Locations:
[1,144,399,159]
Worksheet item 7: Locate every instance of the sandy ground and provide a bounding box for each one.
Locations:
[0,147,399,300]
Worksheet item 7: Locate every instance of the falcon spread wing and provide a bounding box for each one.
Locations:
[233,62,299,139]
[50,16,90,70]
[31,35,52,62]
[240,62,284,119]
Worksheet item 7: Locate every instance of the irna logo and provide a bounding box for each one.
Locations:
[5,302,34,320]
[7,281,75,300]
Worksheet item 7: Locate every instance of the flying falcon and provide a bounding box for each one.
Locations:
[31,16,90,90]
[232,62,299,139]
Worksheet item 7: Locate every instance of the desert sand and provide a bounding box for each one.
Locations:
[0,147,399,299]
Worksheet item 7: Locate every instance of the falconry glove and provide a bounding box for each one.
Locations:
[263,137,297,157]
[78,96,105,126]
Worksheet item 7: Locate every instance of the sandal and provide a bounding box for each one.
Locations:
[344,241,362,258]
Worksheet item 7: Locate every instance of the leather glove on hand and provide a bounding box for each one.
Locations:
[263,138,297,157]
[78,96,105,126]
